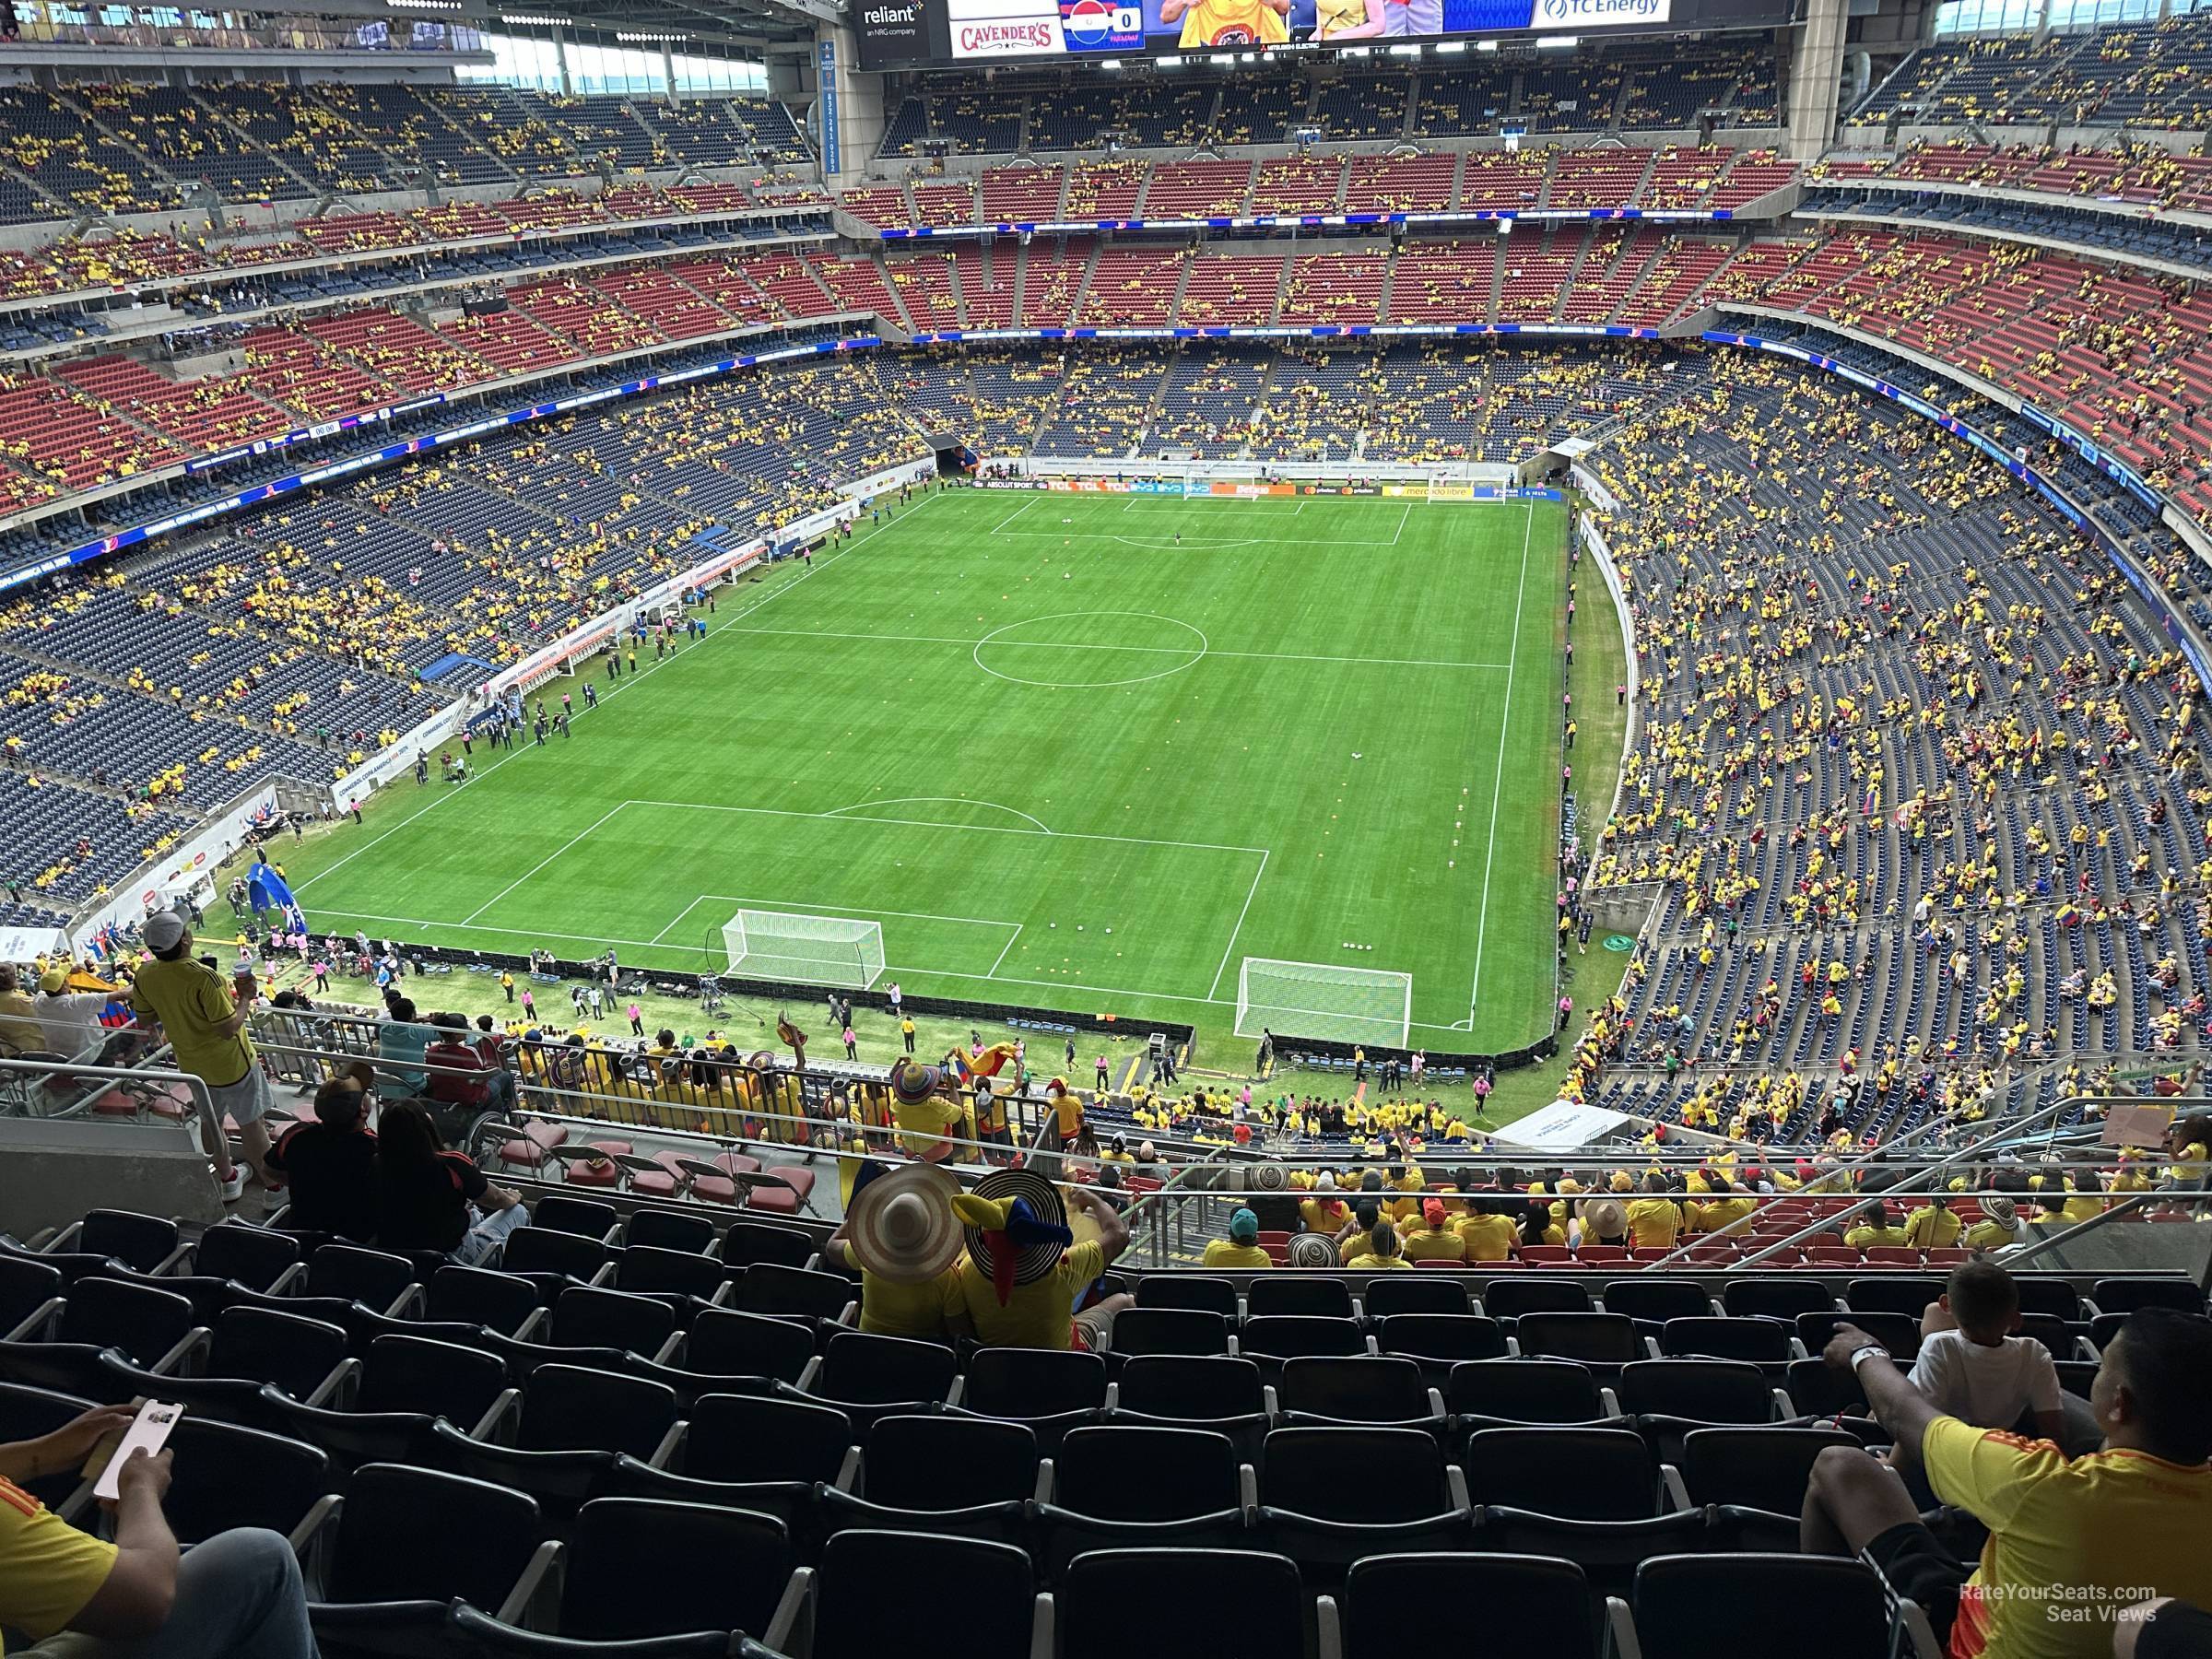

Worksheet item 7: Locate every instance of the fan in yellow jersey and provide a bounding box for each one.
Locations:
[1312,0,1382,37]
[1160,0,1288,47]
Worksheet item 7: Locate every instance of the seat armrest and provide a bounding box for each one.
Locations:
[764,1566,813,1658]
[287,1492,342,1556]
[293,1491,344,1599]
[1771,1388,1796,1422]
[1030,1593,1053,1659]
[6,1297,62,1343]
[153,1325,211,1377]
[1658,1464,1691,1513]
[795,1354,821,1393]
[471,1388,521,1441]
[652,1330,684,1366]
[1033,1457,1054,1505]
[1239,1463,1257,1511]
[513,1306,547,1343]
[1316,1594,1342,1659]
[496,1538,564,1629]
[1445,1464,1470,1512]
[649,1420,684,1469]
[834,1444,862,1493]
[1599,1386,1621,1417]
[1604,1595,1642,1659]
[303,1357,356,1409]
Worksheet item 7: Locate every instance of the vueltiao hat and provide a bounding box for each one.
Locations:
[1288,1233,1338,1267]
[890,1056,944,1107]
[951,1167,1073,1303]
[843,1162,962,1285]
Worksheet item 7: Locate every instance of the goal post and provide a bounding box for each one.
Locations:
[721,909,886,991]
[1234,957,1413,1048]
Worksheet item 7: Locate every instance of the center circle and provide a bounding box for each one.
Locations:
[972,609,1209,688]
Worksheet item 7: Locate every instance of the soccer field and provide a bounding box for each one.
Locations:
[287,487,1572,1054]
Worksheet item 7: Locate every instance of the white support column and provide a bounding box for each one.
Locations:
[554,32,573,98]
[662,42,678,102]
[810,21,884,187]
[1785,0,1850,160]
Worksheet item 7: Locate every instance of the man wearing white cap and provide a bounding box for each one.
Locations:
[823,1163,970,1340]
[127,911,272,1202]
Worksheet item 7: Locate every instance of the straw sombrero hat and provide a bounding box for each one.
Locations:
[843,1163,962,1285]
[1288,1233,1339,1268]
[889,1056,943,1108]
[951,1167,1073,1303]
[1250,1161,1288,1193]
[1583,1197,1629,1240]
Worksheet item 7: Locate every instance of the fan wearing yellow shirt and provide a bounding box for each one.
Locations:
[1515,1200,1565,1253]
[1802,1307,2212,1659]
[1844,1202,1910,1250]
[1627,1178,1684,1252]
[1346,1218,1412,1270]
[1400,1200,1466,1263]
[1689,1173,1757,1237]
[823,1163,970,1340]
[1905,1195,1963,1250]
[1334,1199,1382,1265]
[1202,1207,1275,1269]
[1962,1194,2024,1252]
[1160,0,1288,46]
[1454,1197,1518,1263]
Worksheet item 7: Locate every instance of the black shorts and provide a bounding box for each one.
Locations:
[1865,1521,1969,1641]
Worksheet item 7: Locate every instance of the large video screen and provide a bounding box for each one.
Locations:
[856,0,1776,66]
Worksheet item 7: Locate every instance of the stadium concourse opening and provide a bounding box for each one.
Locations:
[285,486,1576,1058]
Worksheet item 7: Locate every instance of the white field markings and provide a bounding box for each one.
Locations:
[1206,848,1271,1003]
[292,493,946,900]
[992,497,1038,534]
[1462,500,1536,1030]
[460,802,631,924]
[712,623,1509,675]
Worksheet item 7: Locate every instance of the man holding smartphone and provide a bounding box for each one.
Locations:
[128,912,274,1203]
[0,1403,314,1657]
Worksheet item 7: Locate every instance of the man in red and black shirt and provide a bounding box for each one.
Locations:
[264,1075,377,1241]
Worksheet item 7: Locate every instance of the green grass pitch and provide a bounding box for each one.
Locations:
[285,487,1572,1056]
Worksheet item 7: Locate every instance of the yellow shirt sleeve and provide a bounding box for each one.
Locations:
[0,1477,119,1641]
[1922,1415,2065,1531]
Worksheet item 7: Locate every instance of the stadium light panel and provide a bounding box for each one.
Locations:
[1535,32,1578,44]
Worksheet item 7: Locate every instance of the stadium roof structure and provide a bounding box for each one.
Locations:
[317,0,835,59]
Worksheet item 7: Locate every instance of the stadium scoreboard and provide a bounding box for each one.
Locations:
[854,0,1792,66]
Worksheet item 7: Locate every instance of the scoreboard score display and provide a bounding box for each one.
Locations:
[853,0,1790,65]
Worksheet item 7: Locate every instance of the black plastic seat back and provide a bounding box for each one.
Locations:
[563,1498,791,1641]
[1053,1425,1239,1521]
[163,1417,333,1544]
[617,1245,724,1303]
[1635,1555,1889,1659]
[684,1307,815,1382]
[1842,1277,1945,1320]
[1345,1553,1604,1657]
[1448,1358,1605,1422]
[2014,1279,2083,1322]
[427,1265,542,1335]
[2093,1278,2205,1315]
[1114,1355,1265,1420]
[1060,1549,1299,1659]
[500,1227,609,1283]
[550,1285,676,1353]
[1262,1427,1449,1523]
[58,1277,195,1362]
[1659,1316,1794,1363]
[518,1364,677,1457]
[1277,1355,1430,1422]
[625,1209,717,1255]
[1679,1426,1862,1513]
[1245,1277,1354,1319]
[1111,1308,1231,1359]
[814,1531,1033,1659]
[78,1210,179,1274]
[718,1223,815,1270]
[308,1245,417,1309]
[1485,1278,1594,1321]
[1238,1314,1365,1362]
[1376,1314,1509,1365]
[1616,1359,1775,1423]
[1723,1278,1836,1320]
[1134,1277,1240,1317]
[358,1334,508,1424]
[865,1413,1037,1508]
[209,1306,348,1398]
[736,1262,852,1319]
[324,1464,542,1608]
[964,1347,1106,1418]
[1464,1426,1656,1520]
[1601,1280,1712,1324]
[192,1224,301,1293]
[1513,1312,1642,1365]
[1795,1309,1919,1361]
[1362,1276,1471,1318]
[683,1392,853,1484]
[531,1195,619,1241]
[817,1330,955,1405]
[0,1256,62,1335]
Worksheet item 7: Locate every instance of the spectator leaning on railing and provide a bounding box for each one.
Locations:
[125,911,271,1203]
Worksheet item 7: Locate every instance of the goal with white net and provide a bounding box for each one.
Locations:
[1234,957,1413,1048]
[721,909,886,991]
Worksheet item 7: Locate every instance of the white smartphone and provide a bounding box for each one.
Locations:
[90,1400,183,1501]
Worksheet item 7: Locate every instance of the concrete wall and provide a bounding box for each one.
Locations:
[0,1117,220,1239]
